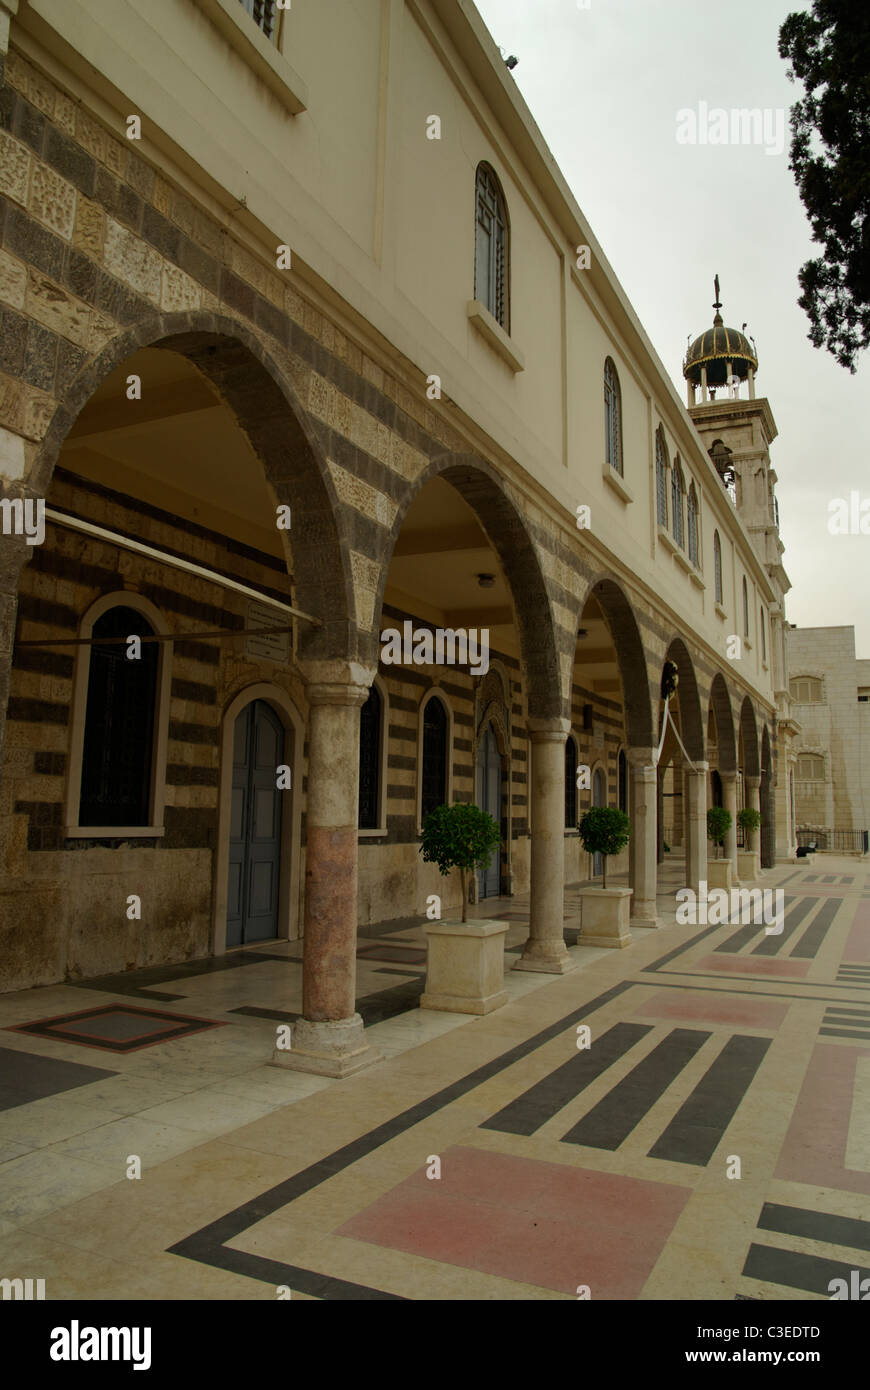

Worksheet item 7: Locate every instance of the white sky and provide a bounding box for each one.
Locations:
[475,0,870,658]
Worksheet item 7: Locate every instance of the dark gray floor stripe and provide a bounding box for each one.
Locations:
[821,875,836,883]
[480,1021,651,1136]
[742,1243,870,1296]
[758,1202,870,1251]
[791,897,841,958]
[168,979,634,1294]
[803,874,818,882]
[560,1028,710,1150]
[824,1006,870,1018]
[647,1033,770,1166]
[642,922,724,972]
[820,1026,870,1040]
[751,896,812,956]
[717,896,806,955]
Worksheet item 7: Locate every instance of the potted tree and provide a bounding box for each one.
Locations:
[418,802,507,1014]
[737,806,762,883]
[577,806,633,948]
[706,806,733,890]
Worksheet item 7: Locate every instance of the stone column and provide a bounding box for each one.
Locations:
[273,676,380,1077]
[628,748,658,927]
[720,771,740,879]
[683,761,708,893]
[515,717,574,974]
[738,774,762,882]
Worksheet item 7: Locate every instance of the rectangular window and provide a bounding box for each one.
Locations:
[239,0,276,41]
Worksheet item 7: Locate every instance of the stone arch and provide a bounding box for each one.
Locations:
[378,452,564,721]
[662,636,705,763]
[708,671,737,773]
[760,722,776,869]
[738,696,761,778]
[29,310,355,665]
[578,574,655,750]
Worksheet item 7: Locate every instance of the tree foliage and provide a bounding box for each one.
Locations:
[578,806,631,889]
[779,2,870,371]
[707,806,732,858]
[737,806,762,850]
[419,801,501,923]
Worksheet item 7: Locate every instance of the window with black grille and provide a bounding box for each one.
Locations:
[618,748,628,813]
[358,683,381,830]
[474,163,509,330]
[79,606,158,827]
[564,736,578,828]
[421,696,448,823]
[238,0,277,41]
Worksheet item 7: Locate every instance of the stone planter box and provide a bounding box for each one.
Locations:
[578,887,633,948]
[706,858,732,891]
[421,919,508,1014]
[737,850,760,883]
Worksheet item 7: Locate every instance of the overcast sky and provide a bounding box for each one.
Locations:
[476,0,870,659]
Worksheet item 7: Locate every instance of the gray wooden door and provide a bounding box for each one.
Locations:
[592,766,606,877]
[227,700,283,946]
[476,725,501,898]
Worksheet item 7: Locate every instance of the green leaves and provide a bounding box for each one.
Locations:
[779,3,870,370]
[419,801,502,876]
[577,805,631,859]
[707,805,732,846]
[737,807,762,831]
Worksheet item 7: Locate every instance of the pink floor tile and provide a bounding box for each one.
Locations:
[694,954,811,978]
[632,990,789,1029]
[777,1043,870,1195]
[336,1146,691,1298]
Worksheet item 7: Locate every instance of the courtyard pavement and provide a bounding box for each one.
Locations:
[0,855,868,1300]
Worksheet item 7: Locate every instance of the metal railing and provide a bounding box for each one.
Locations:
[796,828,869,854]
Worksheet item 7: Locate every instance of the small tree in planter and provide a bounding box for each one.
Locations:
[737,807,761,850]
[578,806,631,889]
[419,802,501,923]
[419,802,507,1015]
[707,806,732,859]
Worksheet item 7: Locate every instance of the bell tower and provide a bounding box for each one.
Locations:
[683,277,798,861]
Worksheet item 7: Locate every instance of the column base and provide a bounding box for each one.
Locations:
[269,1014,381,1079]
[512,940,576,974]
[629,911,660,929]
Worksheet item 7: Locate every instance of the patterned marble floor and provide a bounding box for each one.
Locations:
[0,855,868,1300]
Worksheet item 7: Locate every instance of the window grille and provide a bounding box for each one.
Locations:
[79,606,158,827]
[604,358,622,475]
[474,164,508,329]
[421,696,448,822]
[238,0,277,40]
[358,684,381,829]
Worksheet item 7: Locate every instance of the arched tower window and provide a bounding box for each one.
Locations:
[358,682,383,830]
[604,357,622,476]
[742,576,749,638]
[672,457,685,548]
[713,530,723,603]
[475,163,509,330]
[420,694,449,823]
[655,428,669,527]
[79,605,159,827]
[565,735,578,828]
[687,481,699,566]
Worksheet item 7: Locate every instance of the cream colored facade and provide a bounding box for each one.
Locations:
[0,0,789,1072]
[787,626,870,849]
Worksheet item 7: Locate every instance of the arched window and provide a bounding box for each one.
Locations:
[420,694,449,824]
[760,608,767,664]
[565,735,578,828]
[687,482,699,566]
[790,676,824,704]
[713,530,723,604]
[655,428,669,527]
[604,358,622,476]
[475,162,509,330]
[79,605,159,827]
[742,576,749,638]
[358,682,383,830]
[617,748,628,813]
[671,457,685,547]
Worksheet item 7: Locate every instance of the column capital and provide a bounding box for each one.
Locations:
[306,681,370,710]
[300,658,376,690]
[526,716,571,743]
[718,769,739,784]
[744,775,761,789]
[626,746,656,767]
[685,760,709,777]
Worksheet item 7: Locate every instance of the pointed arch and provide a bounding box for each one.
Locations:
[662,637,705,763]
[708,672,737,773]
